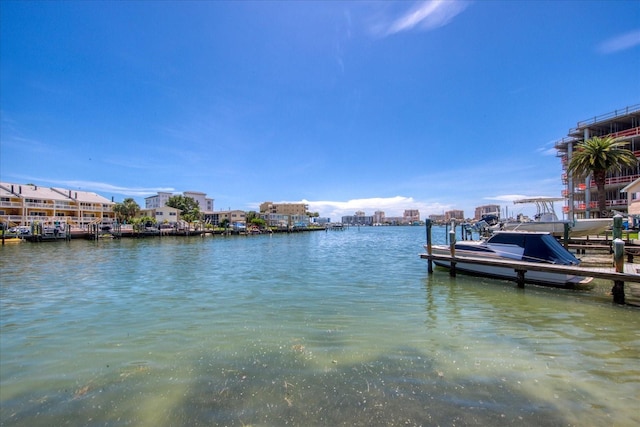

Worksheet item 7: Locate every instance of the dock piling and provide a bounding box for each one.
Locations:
[449,228,456,277]
[425,219,433,274]
[612,238,625,304]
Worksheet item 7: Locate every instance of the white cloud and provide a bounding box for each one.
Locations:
[10,176,174,198]
[597,29,640,54]
[381,0,469,36]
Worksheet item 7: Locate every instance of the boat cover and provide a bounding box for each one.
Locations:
[488,232,580,265]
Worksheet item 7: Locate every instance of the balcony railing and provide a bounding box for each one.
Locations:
[609,126,640,139]
[570,104,640,133]
[0,201,23,208]
[0,214,116,227]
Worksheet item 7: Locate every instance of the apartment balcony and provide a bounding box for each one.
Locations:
[0,201,23,209]
[25,202,55,209]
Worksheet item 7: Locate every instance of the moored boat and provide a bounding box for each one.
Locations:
[498,197,611,237]
[1,237,24,244]
[427,230,593,287]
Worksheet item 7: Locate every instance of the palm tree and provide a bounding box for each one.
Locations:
[567,136,637,217]
[113,198,141,223]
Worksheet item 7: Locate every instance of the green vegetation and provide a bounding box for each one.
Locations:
[113,198,141,223]
[567,136,637,217]
[166,195,201,224]
[250,217,266,228]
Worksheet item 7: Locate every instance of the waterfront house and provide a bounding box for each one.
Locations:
[622,177,640,215]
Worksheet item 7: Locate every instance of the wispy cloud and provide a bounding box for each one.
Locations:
[8,176,174,198]
[597,29,640,54]
[376,0,469,37]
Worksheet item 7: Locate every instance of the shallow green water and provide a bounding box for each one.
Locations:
[1,227,638,426]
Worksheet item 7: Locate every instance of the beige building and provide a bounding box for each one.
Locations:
[373,211,385,224]
[428,214,446,223]
[259,201,308,216]
[621,178,640,216]
[139,206,181,225]
[403,209,420,223]
[445,210,465,222]
[212,210,247,227]
[0,182,115,228]
[474,204,500,220]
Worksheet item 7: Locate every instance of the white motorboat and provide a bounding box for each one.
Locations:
[499,197,611,237]
[427,231,593,287]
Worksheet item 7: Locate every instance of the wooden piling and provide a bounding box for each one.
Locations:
[612,238,625,304]
[425,219,433,274]
[516,269,525,288]
[449,229,456,277]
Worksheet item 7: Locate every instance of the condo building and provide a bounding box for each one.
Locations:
[474,205,500,221]
[0,182,115,228]
[145,190,215,223]
[259,202,308,216]
[555,104,640,219]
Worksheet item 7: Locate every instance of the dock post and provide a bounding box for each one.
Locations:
[425,219,433,274]
[563,223,569,249]
[516,270,526,288]
[613,214,623,240]
[449,228,456,277]
[612,238,625,304]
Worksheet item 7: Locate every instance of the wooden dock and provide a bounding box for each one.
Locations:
[422,218,640,305]
[420,252,640,306]
[420,252,640,283]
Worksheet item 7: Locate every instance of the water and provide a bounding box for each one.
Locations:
[1,226,638,426]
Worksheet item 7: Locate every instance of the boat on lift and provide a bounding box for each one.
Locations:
[498,197,611,237]
[427,230,593,287]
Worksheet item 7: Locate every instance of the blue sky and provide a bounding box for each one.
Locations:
[2,1,639,220]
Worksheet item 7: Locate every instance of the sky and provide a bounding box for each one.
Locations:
[1,1,639,221]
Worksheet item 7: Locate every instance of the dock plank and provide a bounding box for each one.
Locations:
[419,253,640,283]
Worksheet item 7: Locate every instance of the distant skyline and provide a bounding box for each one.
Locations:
[2,1,639,221]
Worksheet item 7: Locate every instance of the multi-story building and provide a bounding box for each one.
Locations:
[474,204,500,220]
[555,104,640,219]
[429,214,446,224]
[403,209,420,224]
[259,201,308,216]
[211,210,247,228]
[445,210,465,222]
[0,182,115,228]
[373,211,385,225]
[145,192,173,209]
[184,191,214,213]
[342,211,374,226]
[259,202,309,227]
[146,190,215,222]
[139,206,181,226]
